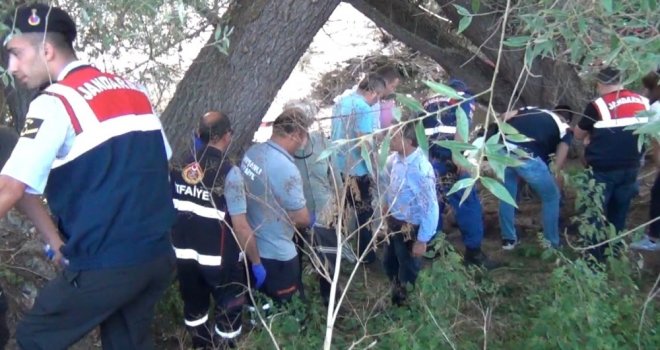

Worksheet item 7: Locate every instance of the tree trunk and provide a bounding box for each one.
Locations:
[434,0,592,112]
[161,0,341,161]
[347,0,516,111]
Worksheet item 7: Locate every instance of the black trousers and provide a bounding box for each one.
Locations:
[345,175,376,263]
[383,218,421,286]
[295,226,340,306]
[260,256,303,304]
[16,253,175,350]
[650,173,660,239]
[176,259,246,348]
[0,287,8,349]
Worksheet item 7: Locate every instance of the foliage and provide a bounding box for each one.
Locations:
[457,0,659,83]
[0,0,232,108]
[231,237,658,349]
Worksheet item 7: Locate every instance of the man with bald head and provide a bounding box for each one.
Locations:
[171,111,262,348]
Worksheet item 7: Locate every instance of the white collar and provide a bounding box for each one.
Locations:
[56,60,90,81]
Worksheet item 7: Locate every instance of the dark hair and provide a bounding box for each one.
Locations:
[25,32,75,55]
[357,74,386,93]
[272,108,311,136]
[198,111,231,144]
[391,119,419,148]
[553,104,574,123]
[641,69,660,104]
[373,65,401,84]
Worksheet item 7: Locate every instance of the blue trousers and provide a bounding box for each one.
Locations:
[432,158,484,250]
[499,157,560,247]
[588,168,639,261]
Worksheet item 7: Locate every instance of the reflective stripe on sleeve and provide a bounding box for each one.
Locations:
[173,199,226,220]
[424,125,457,136]
[593,116,648,129]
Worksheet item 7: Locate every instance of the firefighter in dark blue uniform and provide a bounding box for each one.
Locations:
[421,79,492,266]
[171,111,262,349]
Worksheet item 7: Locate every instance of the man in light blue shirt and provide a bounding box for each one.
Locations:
[241,108,311,303]
[330,75,386,263]
[382,121,439,305]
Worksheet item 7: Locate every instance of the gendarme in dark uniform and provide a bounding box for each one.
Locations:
[0,4,175,349]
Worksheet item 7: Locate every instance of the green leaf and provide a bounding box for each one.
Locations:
[447,177,476,196]
[316,147,335,162]
[631,116,660,135]
[453,4,471,16]
[485,153,524,168]
[511,147,529,158]
[456,106,469,142]
[471,0,481,13]
[488,159,507,181]
[602,0,613,13]
[499,122,521,135]
[452,151,475,172]
[505,133,534,143]
[414,121,429,156]
[396,93,425,113]
[637,133,646,152]
[361,142,373,176]
[486,133,501,145]
[434,140,477,152]
[424,81,464,100]
[393,106,402,122]
[503,36,531,47]
[457,16,472,34]
[480,176,517,208]
[378,134,392,169]
[483,143,505,153]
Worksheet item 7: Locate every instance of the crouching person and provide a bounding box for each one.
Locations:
[172,111,256,349]
[382,121,439,305]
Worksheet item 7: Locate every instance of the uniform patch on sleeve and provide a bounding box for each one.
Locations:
[20,118,44,139]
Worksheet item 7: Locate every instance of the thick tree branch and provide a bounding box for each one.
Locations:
[434,0,591,111]
[347,0,516,111]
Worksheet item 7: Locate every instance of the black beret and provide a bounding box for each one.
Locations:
[4,4,76,43]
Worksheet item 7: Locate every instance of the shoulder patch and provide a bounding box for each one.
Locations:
[182,161,204,185]
[20,118,44,139]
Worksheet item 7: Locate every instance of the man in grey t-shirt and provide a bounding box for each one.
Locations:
[241,108,311,303]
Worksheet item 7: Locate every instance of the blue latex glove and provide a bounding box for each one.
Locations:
[44,244,55,260]
[193,136,204,152]
[309,213,316,228]
[251,264,267,289]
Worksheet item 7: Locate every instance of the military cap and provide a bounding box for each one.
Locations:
[596,67,622,85]
[4,4,76,44]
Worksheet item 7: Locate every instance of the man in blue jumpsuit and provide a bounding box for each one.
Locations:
[421,79,492,267]
[0,5,175,348]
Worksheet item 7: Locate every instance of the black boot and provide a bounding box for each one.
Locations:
[390,280,408,306]
[464,248,499,270]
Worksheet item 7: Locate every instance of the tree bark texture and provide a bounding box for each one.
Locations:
[347,0,517,111]
[161,0,341,161]
[434,0,592,112]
